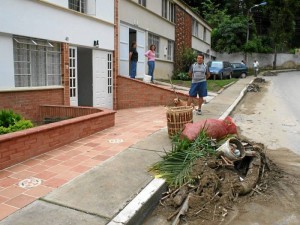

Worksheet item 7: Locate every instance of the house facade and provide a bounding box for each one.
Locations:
[118,0,213,79]
[0,0,116,122]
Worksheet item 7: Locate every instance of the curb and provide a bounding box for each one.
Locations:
[108,78,254,225]
[108,178,166,225]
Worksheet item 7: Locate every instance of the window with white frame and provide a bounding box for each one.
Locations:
[192,19,199,37]
[69,0,86,13]
[162,0,175,23]
[203,27,207,42]
[138,0,146,7]
[148,33,160,58]
[107,53,112,94]
[13,36,61,87]
[167,40,174,61]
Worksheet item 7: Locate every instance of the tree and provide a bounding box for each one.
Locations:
[212,16,248,53]
[268,4,295,68]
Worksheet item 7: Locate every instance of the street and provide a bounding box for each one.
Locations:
[233,71,300,155]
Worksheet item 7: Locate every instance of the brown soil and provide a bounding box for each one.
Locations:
[149,79,300,225]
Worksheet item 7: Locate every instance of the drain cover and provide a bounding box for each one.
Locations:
[19,177,42,189]
[108,139,124,144]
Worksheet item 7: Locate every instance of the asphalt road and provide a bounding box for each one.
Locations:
[267,71,300,154]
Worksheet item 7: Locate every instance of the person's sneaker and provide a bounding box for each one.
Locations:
[196,109,202,115]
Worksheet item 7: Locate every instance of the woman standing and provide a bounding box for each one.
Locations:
[144,44,156,82]
[129,42,138,78]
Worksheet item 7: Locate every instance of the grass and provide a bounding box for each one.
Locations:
[158,78,238,93]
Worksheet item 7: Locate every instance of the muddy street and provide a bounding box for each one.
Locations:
[144,72,300,225]
[228,72,300,225]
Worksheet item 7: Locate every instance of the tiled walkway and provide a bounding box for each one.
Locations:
[0,106,167,221]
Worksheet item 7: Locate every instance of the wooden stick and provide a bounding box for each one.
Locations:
[195,191,219,215]
[172,193,191,225]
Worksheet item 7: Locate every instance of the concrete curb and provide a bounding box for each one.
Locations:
[108,178,166,225]
[108,78,254,225]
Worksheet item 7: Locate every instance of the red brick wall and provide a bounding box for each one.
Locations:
[174,5,193,72]
[0,109,115,170]
[0,89,64,123]
[117,76,189,109]
[113,0,119,110]
[61,43,70,106]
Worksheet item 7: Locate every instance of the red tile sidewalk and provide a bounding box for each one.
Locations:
[0,106,168,220]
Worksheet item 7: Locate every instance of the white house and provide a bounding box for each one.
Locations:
[118,0,213,79]
[0,0,115,111]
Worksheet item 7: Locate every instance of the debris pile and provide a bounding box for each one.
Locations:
[247,83,260,92]
[149,115,280,225]
[263,71,277,76]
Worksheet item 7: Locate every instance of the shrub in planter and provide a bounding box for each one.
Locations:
[0,109,33,134]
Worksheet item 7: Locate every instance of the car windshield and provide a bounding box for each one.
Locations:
[211,62,223,68]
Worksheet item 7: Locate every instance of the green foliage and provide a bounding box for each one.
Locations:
[173,47,197,79]
[0,109,21,128]
[212,16,248,53]
[149,130,216,188]
[201,0,230,28]
[244,37,273,53]
[0,109,33,135]
[173,72,190,81]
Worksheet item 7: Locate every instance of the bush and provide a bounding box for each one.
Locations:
[0,109,33,134]
[173,47,197,80]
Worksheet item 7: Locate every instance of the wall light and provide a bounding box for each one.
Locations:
[94,40,99,47]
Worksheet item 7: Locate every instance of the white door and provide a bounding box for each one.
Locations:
[69,46,78,106]
[120,24,129,76]
[136,30,145,78]
[93,50,113,109]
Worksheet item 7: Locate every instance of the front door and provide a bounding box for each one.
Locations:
[93,50,113,109]
[69,46,78,106]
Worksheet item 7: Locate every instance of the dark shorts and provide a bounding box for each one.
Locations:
[189,81,207,97]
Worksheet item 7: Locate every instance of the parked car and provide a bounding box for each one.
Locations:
[231,63,248,78]
[207,61,233,80]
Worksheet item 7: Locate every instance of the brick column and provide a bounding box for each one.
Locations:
[61,43,70,106]
[174,5,192,73]
[113,0,119,110]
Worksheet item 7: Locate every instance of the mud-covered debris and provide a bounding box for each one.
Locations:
[263,71,277,76]
[247,83,260,92]
[254,77,266,83]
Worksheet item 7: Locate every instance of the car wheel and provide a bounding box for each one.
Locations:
[240,73,246,78]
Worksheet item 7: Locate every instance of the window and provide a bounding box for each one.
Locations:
[138,0,146,7]
[162,0,175,23]
[69,0,86,13]
[13,36,61,87]
[167,40,174,61]
[107,53,112,94]
[203,27,207,42]
[148,33,160,58]
[192,19,198,37]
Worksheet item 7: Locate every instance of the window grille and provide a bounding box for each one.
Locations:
[162,0,175,23]
[167,40,174,61]
[107,53,113,94]
[203,28,207,42]
[138,0,146,7]
[69,47,77,97]
[13,36,61,87]
[69,0,86,13]
[192,20,199,37]
[148,33,160,58]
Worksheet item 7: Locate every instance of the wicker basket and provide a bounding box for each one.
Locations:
[166,106,193,138]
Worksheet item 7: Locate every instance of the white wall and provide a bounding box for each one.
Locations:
[154,60,173,79]
[216,52,300,69]
[0,34,15,89]
[192,36,210,55]
[119,0,175,40]
[0,0,114,50]
[44,0,114,23]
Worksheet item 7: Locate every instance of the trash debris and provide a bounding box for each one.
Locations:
[181,116,237,141]
[149,136,280,225]
[263,71,277,76]
[247,83,260,92]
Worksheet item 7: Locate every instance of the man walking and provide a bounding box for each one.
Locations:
[253,60,259,77]
[187,53,210,115]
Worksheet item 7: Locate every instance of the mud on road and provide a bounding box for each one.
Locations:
[146,78,300,225]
